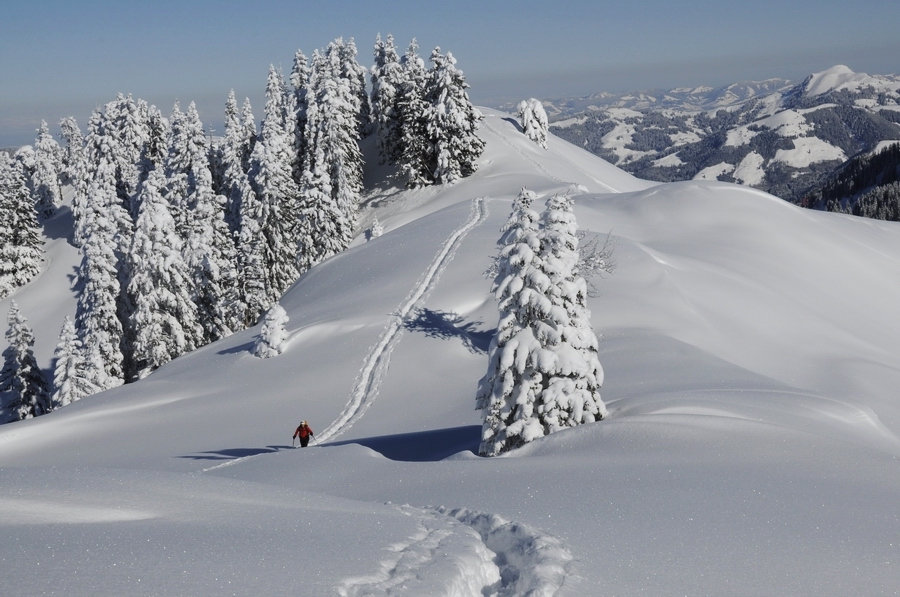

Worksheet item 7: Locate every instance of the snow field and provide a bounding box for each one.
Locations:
[2,111,900,595]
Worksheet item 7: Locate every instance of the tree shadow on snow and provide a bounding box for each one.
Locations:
[178,445,293,462]
[502,117,524,133]
[326,426,481,462]
[217,341,257,355]
[403,308,493,355]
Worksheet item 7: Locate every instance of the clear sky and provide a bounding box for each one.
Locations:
[2,0,899,147]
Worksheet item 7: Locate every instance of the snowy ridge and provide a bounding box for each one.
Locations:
[317,196,489,443]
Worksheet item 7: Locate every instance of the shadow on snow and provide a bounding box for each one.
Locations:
[326,425,481,462]
[403,308,493,355]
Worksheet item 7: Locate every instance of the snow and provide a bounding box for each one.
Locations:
[773,136,847,168]
[3,109,900,595]
[724,125,758,147]
[652,152,683,167]
[732,151,766,185]
[692,161,734,180]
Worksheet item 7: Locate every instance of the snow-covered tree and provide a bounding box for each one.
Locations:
[58,116,85,186]
[477,189,606,456]
[477,188,545,456]
[371,34,404,164]
[533,193,606,431]
[0,152,44,298]
[290,51,312,181]
[339,38,372,137]
[0,301,50,421]
[51,316,95,408]
[127,169,202,379]
[424,47,485,185]
[166,102,243,343]
[253,304,289,358]
[396,39,431,188]
[32,120,64,219]
[248,65,302,303]
[369,216,384,239]
[295,45,364,274]
[517,98,549,149]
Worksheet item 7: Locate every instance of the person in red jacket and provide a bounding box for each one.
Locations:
[293,421,314,447]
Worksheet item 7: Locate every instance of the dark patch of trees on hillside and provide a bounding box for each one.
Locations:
[801,143,900,220]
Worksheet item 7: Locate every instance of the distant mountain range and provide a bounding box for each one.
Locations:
[540,65,900,204]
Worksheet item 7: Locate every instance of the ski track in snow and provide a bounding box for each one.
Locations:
[481,116,619,194]
[337,504,574,597]
[317,197,489,444]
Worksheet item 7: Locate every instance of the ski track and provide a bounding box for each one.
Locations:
[317,196,489,444]
[201,197,488,472]
[481,116,619,194]
[338,504,574,597]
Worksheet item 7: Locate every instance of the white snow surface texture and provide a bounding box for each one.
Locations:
[3,109,900,596]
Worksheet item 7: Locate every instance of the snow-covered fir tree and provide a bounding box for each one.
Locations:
[127,169,203,379]
[74,158,126,392]
[396,39,431,188]
[477,189,606,456]
[249,65,302,304]
[0,152,44,299]
[477,188,545,456]
[58,116,85,186]
[51,316,95,408]
[338,38,372,137]
[424,48,485,185]
[370,216,384,239]
[533,193,606,430]
[370,34,405,164]
[517,98,549,150]
[0,301,50,421]
[253,304,290,358]
[290,51,312,182]
[32,120,64,219]
[296,46,364,273]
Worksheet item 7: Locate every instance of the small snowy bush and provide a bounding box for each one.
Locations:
[517,98,549,149]
[254,304,290,358]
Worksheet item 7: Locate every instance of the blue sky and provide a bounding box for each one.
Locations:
[2,0,899,146]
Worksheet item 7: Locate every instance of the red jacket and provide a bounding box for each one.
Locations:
[294,424,313,439]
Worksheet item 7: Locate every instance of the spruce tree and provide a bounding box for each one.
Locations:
[0,152,44,298]
[32,120,64,219]
[290,50,312,182]
[0,301,51,420]
[534,193,606,431]
[52,316,95,408]
[166,102,243,343]
[371,34,404,164]
[58,116,85,186]
[248,65,302,302]
[339,38,372,137]
[396,39,431,188]
[74,159,126,392]
[478,190,606,456]
[424,48,485,185]
[127,169,202,378]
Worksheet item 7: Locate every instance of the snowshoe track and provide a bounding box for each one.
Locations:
[337,504,574,597]
[318,197,489,443]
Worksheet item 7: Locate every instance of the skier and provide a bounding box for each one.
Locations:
[293,421,314,448]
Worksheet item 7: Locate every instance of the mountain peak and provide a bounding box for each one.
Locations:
[804,64,868,97]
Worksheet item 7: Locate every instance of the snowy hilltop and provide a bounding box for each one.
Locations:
[2,101,900,595]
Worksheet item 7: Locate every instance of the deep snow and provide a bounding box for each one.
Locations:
[2,110,900,596]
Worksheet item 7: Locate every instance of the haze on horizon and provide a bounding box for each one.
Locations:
[2,0,898,147]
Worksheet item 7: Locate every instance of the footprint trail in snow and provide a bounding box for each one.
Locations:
[337,505,574,597]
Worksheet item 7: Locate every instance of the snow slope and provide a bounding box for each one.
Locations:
[3,110,900,596]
